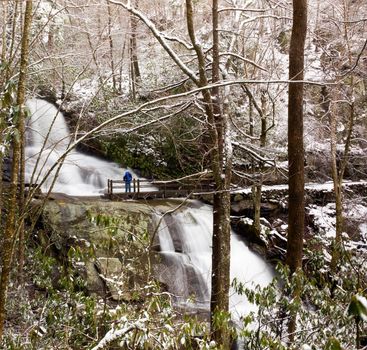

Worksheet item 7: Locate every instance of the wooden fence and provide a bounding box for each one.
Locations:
[106,178,215,200]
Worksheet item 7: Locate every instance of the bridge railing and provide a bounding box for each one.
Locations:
[106,178,215,197]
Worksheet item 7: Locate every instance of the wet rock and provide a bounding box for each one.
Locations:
[234,218,267,248]
[231,199,253,216]
[75,261,105,296]
[95,257,130,301]
[36,198,177,298]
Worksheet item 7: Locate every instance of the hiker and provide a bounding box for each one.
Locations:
[123,170,133,193]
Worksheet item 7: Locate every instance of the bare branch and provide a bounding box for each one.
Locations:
[241,84,264,117]
[27,75,336,194]
[218,7,267,13]
[161,33,193,50]
[340,18,367,24]
[231,141,276,167]
[340,39,367,77]
[228,114,259,141]
[108,0,199,84]
[230,14,292,27]
[219,52,268,72]
[152,76,190,93]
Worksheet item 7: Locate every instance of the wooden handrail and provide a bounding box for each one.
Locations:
[106,177,215,197]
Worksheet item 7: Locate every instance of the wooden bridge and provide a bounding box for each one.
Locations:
[106,178,215,200]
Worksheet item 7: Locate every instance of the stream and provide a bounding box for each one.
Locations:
[25,98,274,327]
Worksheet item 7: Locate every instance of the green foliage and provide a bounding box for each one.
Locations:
[0,76,17,151]
[87,210,150,277]
[230,257,367,350]
[324,337,342,350]
[32,247,59,290]
[348,295,367,321]
[277,30,291,54]
[1,211,216,349]
[1,244,100,349]
[100,113,204,179]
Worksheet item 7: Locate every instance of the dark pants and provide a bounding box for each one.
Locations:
[125,181,131,192]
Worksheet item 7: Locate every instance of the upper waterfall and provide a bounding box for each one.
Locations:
[25,99,131,196]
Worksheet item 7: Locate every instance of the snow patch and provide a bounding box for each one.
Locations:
[308,203,336,238]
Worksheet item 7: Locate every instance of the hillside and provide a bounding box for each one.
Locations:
[0,0,366,349]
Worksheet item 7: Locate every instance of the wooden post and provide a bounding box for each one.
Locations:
[137,179,140,193]
[133,178,136,192]
[111,180,113,196]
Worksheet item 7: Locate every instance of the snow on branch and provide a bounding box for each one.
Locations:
[232,141,276,167]
[91,321,144,350]
[219,52,268,72]
[152,76,191,93]
[32,76,334,195]
[161,33,193,51]
[341,18,367,24]
[218,7,267,13]
[234,14,292,26]
[152,170,212,184]
[108,0,199,85]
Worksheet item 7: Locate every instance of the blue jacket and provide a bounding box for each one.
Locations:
[123,171,132,182]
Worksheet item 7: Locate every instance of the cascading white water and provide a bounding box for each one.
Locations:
[25,99,135,195]
[26,98,274,326]
[155,202,274,322]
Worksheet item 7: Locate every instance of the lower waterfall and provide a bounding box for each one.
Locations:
[26,99,274,325]
[154,201,274,322]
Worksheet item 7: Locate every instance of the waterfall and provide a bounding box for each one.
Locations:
[26,99,274,325]
[25,99,134,195]
[154,202,274,322]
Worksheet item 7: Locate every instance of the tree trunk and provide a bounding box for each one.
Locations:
[0,0,32,339]
[286,0,307,344]
[107,0,117,92]
[17,95,26,283]
[209,1,232,347]
[253,89,268,235]
[242,84,269,236]
[129,0,141,100]
[330,181,343,270]
[119,36,127,93]
[286,0,307,275]
[0,123,3,224]
[113,1,233,347]
[252,184,262,234]
[328,1,355,275]
[1,2,7,62]
[330,101,355,273]
[7,1,21,79]
[0,1,10,220]
[260,89,267,148]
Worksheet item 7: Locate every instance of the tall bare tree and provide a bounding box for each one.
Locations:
[210,0,232,346]
[286,0,307,274]
[109,0,233,346]
[129,0,141,100]
[0,0,32,339]
[286,0,307,344]
[327,1,359,274]
[107,0,117,92]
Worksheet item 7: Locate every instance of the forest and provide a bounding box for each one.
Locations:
[0,0,366,349]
